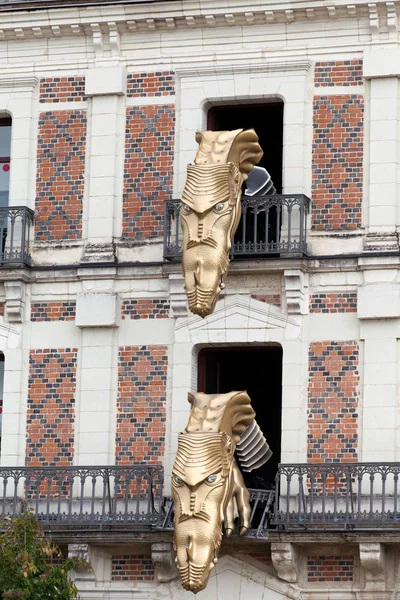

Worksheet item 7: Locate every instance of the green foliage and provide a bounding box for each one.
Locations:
[0,512,89,600]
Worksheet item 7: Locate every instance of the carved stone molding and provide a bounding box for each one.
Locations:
[271,542,300,583]
[283,269,309,315]
[169,274,188,318]
[363,231,399,252]
[359,542,385,582]
[151,542,179,583]
[68,544,95,583]
[4,281,25,323]
[81,242,116,264]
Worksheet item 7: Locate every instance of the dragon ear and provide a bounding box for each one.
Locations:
[227,129,264,181]
[219,391,255,445]
[188,392,195,406]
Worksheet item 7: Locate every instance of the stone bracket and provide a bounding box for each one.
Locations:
[169,274,188,318]
[5,281,25,323]
[359,542,385,582]
[151,542,179,583]
[271,542,300,583]
[283,269,309,315]
[81,242,116,264]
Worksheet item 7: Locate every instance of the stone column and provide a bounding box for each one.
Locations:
[82,66,126,262]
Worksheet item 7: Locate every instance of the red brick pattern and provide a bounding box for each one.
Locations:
[39,77,86,103]
[121,299,169,319]
[127,72,175,97]
[251,294,281,307]
[116,346,167,464]
[36,111,86,241]
[31,301,76,321]
[312,95,363,230]
[307,556,354,582]
[111,555,154,581]
[315,61,363,87]
[308,342,359,462]
[309,293,357,313]
[0,304,4,317]
[26,349,77,466]
[123,105,175,239]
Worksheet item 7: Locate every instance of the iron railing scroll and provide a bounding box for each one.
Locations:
[0,206,35,267]
[164,194,310,261]
[273,462,400,531]
[0,465,164,531]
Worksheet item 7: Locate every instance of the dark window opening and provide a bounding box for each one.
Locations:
[0,117,11,209]
[207,103,284,256]
[198,345,282,488]
[0,353,5,459]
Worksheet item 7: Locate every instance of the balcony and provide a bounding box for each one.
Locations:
[0,206,34,267]
[2,462,399,538]
[164,194,310,261]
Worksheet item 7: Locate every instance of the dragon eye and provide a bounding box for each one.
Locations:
[174,476,183,485]
[214,203,225,212]
[181,203,191,214]
[207,474,217,483]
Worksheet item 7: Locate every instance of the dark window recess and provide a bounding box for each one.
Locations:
[208,103,284,257]
[0,116,11,209]
[198,346,282,488]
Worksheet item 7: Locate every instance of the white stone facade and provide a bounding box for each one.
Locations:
[0,0,400,598]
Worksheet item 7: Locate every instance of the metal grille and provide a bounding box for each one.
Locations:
[0,465,164,531]
[274,462,400,531]
[0,206,34,267]
[164,194,310,261]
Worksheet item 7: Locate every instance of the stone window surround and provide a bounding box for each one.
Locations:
[173,61,313,198]
[0,77,39,210]
[164,295,308,488]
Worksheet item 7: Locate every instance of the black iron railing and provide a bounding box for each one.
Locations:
[0,465,164,531]
[0,206,34,267]
[273,462,400,531]
[164,194,310,261]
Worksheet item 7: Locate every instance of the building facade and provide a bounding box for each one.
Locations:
[0,0,399,597]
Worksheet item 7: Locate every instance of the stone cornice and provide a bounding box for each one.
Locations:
[0,0,397,43]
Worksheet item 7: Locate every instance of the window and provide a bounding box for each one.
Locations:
[198,345,283,487]
[0,117,11,208]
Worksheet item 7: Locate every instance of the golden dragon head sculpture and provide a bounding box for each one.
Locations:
[172,391,272,593]
[180,129,263,317]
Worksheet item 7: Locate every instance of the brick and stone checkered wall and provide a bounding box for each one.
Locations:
[0,304,4,317]
[26,349,77,466]
[123,105,175,240]
[307,555,354,582]
[36,111,86,241]
[314,60,363,87]
[251,294,281,307]
[309,293,357,313]
[116,346,167,464]
[312,95,363,230]
[121,299,169,319]
[39,77,86,103]
[31,301,76,321]
[127,71,175,97]
[308,342,359,462]
[111,555,154,581]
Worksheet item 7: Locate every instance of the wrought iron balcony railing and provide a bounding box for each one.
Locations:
[3,462,399,536]
[164,194,310,261]
[0,465,164,531]
[0,206,34,267]
[273,462,400,531]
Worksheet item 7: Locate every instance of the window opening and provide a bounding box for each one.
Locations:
[198,345,282,488]
[0,353,5,459]
[207,103,284,258]
[0,117,11,209]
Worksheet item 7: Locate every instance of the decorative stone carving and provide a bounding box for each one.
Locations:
[363,231,399,252]
[271,542,300,583]
[151,542,179,583]
[283,269,308,315]
[169,274,188,318]
[68,544,95,583]
[359,542,385,582]
[81,242,116,264]
[5,281,25,323]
